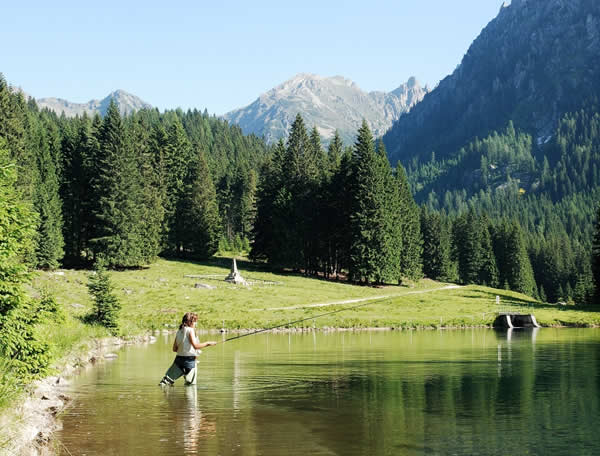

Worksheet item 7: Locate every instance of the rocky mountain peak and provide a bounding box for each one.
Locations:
[36,89,152,117]
[225,74,427,145]
[383,0,600,164]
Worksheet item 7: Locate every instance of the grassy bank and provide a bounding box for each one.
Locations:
[32,257,600,336]
[2,256,600,422]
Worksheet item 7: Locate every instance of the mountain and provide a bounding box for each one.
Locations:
[224,73,427,145]
[36,90,152,117]
[376,0,600,303]
[383,0,600,166]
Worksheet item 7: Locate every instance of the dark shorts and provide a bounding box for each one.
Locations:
[174,355,196,373]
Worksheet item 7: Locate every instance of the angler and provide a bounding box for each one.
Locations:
[158,312,217,386]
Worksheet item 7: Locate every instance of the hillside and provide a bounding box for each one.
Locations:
[225,73,427,145]
[383,0,600,166]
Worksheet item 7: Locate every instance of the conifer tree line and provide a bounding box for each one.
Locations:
[0,74,267,270]
[251,116,422,284]
[404,113,600,305]
[1,72,599,304]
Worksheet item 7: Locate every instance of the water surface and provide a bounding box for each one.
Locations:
[56,329,600,455]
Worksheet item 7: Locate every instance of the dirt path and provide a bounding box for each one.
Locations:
[253,285,462,311]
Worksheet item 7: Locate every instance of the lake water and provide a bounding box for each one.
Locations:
[56,329,600,455]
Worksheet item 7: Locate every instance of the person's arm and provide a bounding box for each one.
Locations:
[187,330,217,349]
[172,337,178,353]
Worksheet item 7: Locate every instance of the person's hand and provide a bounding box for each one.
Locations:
[207,341,217,346]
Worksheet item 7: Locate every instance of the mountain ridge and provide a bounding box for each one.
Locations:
[36,89,152,117]
[224,73,427,145]
[383,0,600,165]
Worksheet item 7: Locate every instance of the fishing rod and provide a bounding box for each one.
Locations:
[221,296,392,343]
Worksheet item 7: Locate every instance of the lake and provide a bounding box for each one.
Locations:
[56,328,600,455]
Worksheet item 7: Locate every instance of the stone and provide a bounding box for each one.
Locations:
[225,258,248,286]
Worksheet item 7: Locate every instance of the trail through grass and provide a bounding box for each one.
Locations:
[32,257,600,334]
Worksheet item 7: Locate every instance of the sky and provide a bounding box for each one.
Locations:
[2,0,503,115]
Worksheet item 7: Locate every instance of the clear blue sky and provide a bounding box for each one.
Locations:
[2,0,502,115]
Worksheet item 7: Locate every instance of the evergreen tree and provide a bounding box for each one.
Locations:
[592,204,600,304]
[174,147,221,258]
[453,210,482,284]
[328,131,343,173]
[0,141,51,378]
[348,121,398,284]
[60,114,95,266]
[493,219,535,296]
[131,115,164,262]
[478,215,499,287]
[87,259,121,333]
[395,161,423,281]
[280,114,314,271]
[0,140,35,343]
[420,207,453,281]
[89,101,145,267]
[164,116,193,252]
[30,114,64,269]
[251,139,286,264]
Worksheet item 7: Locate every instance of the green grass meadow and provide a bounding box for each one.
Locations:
[2,256,600,415]
[32,257,600,339]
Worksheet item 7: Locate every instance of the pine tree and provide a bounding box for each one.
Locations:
[251,139,286,264]
[279,114,314,271]
[0,139,35,337]
[395,161,423,281]
[131,115,164,262]
[478,216,499,287]
[30,113,64,269]
[592,204,600,305]
[164,116,193,253]
[453,210,482,284]
[89,101,145,267]
[328,131,343,173]
[87,259,121,333]
[0,141,51,378]
[348,121,397,284]
[421,207,453,281]
[238,166,257,240]
[60,114,96,266]
[174,147,221,258]
[493,219,535,296]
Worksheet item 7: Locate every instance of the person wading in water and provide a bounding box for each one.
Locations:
[159,312,217,386]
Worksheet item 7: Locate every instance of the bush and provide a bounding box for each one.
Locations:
[87,261,121,333]
[0,357,22,409]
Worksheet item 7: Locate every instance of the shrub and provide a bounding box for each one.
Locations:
[87,261,121,333]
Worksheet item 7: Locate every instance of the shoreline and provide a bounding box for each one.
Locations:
[0,334,153,456]
[5,322,599,455]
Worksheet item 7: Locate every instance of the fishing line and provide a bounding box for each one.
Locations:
[221,296,392,343]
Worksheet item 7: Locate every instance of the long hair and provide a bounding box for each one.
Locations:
[179,312,198,330]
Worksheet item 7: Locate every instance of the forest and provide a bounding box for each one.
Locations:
[1,72,600,381]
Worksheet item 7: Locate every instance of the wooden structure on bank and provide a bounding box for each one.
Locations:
[493,313,540,329]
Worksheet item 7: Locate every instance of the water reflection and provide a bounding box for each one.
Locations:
[161,385,218,454]
[57,329,600,455]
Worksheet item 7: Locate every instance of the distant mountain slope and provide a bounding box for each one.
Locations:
[383,0,600,165]
[224,73,427,145]
[36,89,152,117]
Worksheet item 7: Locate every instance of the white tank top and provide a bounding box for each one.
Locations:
[176,326,199,357]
